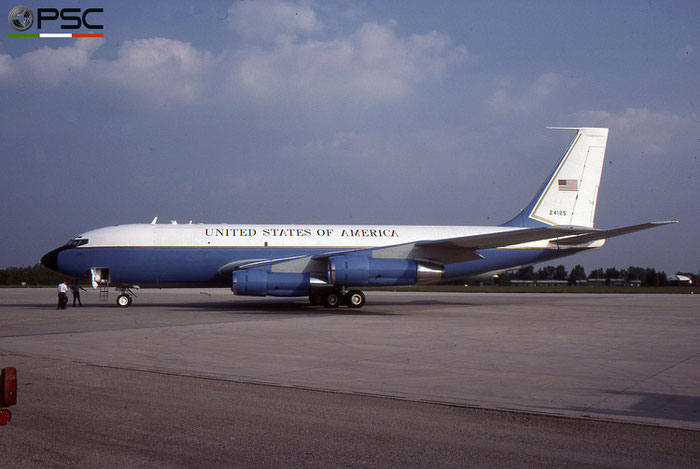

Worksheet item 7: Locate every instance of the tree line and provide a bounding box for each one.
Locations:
[0,264,67,286]
[496,265,698,286]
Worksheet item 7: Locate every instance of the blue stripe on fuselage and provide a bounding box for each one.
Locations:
[57,247,331,285]
[56,245,589,286]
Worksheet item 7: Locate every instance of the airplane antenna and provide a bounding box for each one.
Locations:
[151,217,158,224]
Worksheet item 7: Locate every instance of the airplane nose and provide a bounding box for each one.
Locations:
[41,246,64,271]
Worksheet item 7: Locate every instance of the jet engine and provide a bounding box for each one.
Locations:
[231,270,311,296]
[328,255,444,286]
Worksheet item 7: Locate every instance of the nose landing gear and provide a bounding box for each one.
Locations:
[116,293,132,307]
[115,287,138,307]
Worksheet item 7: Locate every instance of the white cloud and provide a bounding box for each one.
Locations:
[228,0,322,41]
[489,72,564,114]
[2,38,102,86]
[0,37,216,107]
[96,38,216,105]
[0,3,466,111]
[0,53,13,81]
[568,108,688,157]
[231,20,467,108]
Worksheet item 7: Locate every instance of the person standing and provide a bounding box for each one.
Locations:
[71,279,86,307]
[57,281,68,310]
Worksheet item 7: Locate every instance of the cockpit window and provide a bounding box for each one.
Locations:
[67,238,89,247]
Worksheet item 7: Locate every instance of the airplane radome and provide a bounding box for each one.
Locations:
[41,128,676,308]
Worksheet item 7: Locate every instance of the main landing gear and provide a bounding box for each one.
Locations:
[310,289,366,309]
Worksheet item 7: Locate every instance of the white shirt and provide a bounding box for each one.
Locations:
[58,283,68,294]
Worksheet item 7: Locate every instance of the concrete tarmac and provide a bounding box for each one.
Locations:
[1,288,698,466]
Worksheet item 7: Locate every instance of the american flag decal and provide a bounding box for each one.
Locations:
[558,179,578,191]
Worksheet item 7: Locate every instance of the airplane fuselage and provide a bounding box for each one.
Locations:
[44,223,594,288]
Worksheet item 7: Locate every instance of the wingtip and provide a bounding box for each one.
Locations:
[652,220,679,225]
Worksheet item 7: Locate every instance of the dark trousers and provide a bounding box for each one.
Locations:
[72,291,82,306]
[58,292,68,309]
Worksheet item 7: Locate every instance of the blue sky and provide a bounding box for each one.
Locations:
[1,0,698,274]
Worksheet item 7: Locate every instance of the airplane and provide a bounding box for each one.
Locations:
[41,127,676,308]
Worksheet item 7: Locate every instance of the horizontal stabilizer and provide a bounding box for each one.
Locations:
[557,221,678,245]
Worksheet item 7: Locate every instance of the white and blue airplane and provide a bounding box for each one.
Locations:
[41,127,676,308]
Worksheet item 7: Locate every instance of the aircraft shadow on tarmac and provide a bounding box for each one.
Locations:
[137,301,403,316]
[134,295,482,311]
[1,295,482,315]
[102,297,480,313]
[7,299,402,316]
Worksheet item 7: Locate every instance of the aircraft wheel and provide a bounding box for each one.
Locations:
[323,291,342,308]
[116,294,132,307]
[346,290,366,308]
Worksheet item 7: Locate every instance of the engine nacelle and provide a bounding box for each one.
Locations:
[232,270,311,297]
[328,256,444,286]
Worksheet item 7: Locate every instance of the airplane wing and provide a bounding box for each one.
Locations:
[219,222,675,275]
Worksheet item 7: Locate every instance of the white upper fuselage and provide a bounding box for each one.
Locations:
[76,223,597,250]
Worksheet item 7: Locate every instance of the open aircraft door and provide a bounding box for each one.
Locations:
[91,267,111,301]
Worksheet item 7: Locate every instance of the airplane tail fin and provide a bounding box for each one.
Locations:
[503,127,609,229]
